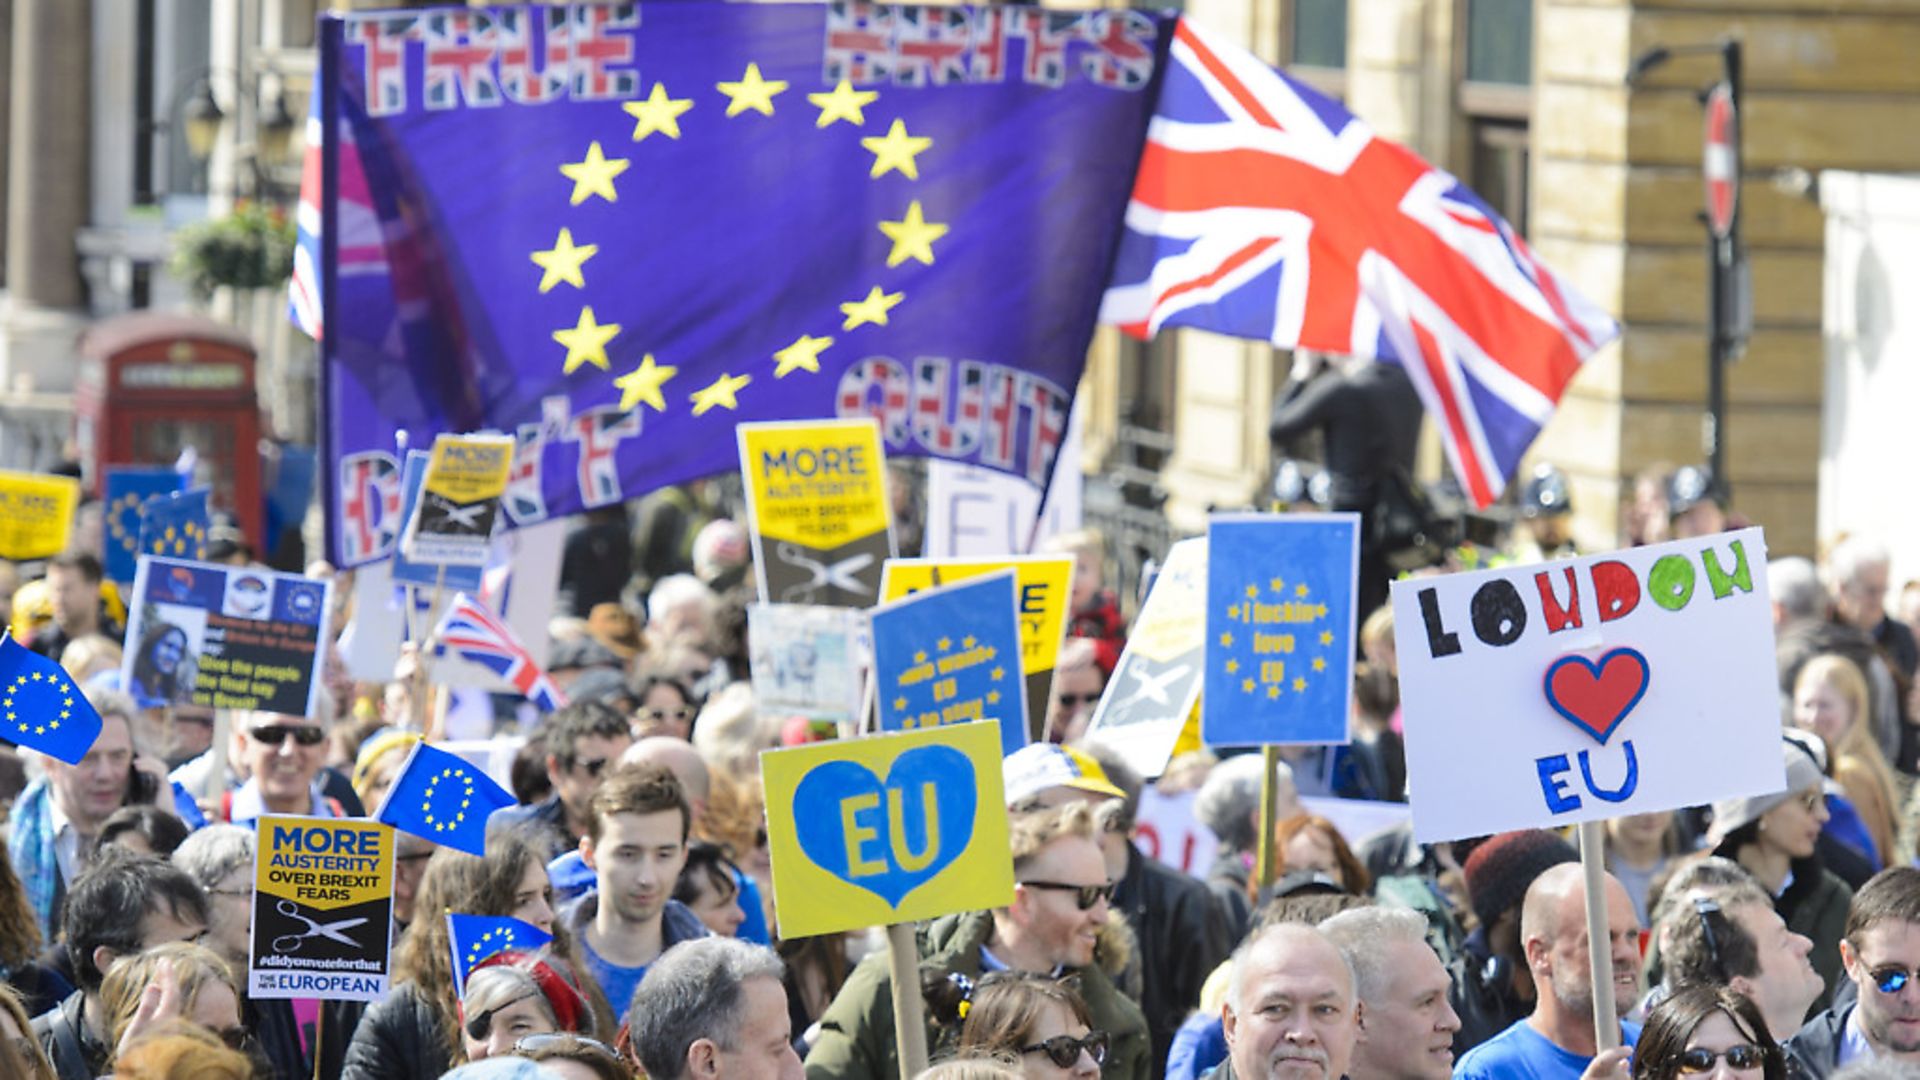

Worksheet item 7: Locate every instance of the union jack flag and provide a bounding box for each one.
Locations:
[1100,20,1618,508]
[433,593,567,713]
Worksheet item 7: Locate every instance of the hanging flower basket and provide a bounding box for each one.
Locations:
[171,201,296,300]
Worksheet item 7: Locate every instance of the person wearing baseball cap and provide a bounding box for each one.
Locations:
[1002,744,1126,809]
[1710,730,1855,1010]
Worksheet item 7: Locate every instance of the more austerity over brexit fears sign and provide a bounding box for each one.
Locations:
[761,720,1013,938]
[1391,528,1784,843]
[122,557,334,715]
[250,816,396,1001]
[739,419,895,607]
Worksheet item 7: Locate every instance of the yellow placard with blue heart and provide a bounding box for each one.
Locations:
[761,721,1012,938]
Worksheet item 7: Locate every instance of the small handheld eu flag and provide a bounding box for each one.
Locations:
[373,742,516,858]
[448,913,553,999]
[137,488,211,563]
[0,632,103,765]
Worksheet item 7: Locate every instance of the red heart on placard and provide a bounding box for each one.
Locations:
[1543,648,1650,745]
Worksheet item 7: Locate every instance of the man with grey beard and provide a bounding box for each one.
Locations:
[1219,923,1359,1080]
[1453,863,1644,1078]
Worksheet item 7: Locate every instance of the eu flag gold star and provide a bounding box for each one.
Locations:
[1312,657,1326,672]
[689,373,751,416]
[1267,684,1281,699]
[914,651,928,664]
[559,141,629,205]
[937,637,951,651]
[808,79,878,128]
[840,286,902,330]
[773,334,833,378]
[894,696,908,711]
[1241,678,1255,694]
[614,353,676,412]
[1270,577,1286,592]
[962,636,977,649]
[878,201,948,268]
[987,690,1001,705]
[552,307,621,373]
[1219,632,1233,647]
[530,228,597,293]
[1245,584,1259,599]
[1319,630,1335,646]
[717,63,787,117]
[860,119,932,179]
[1293,677,1307,692]
[623,82,693,141]
[1295,583,1310,598]
[1224,659,1239,674]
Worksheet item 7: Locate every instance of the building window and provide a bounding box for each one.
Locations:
[1469,118,1530,235]
[1290,0,1348,70]
[1465,0,1533,86]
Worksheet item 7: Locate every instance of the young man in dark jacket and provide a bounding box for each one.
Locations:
[1786,866,1920,1077]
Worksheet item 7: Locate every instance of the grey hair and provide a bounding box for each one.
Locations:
[629,938,786,1080]
[648,574,716,626]
[171,824,255,889]
[1196,754,1294,853]
[1825,536,1891,592]
[463,965,558,1035]
[1319,906,1431,1004]
[1224,922,1354,1014]
[1770,558,1824,622]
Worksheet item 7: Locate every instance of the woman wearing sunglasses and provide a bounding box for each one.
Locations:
[956,973,1107,1080]
[1628,985,1785,1080]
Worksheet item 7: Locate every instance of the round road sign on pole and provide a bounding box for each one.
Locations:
[1704,81,1738,239]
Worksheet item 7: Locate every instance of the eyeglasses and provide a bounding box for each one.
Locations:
[1674,1044,1771,1073]
[1693,898,1728,982]
[1020,880,1114,910]
[1870,964,1918,995]
[512,1033,624,1060]
[248,723,325,747]
[1056,693,1101,708]
[1021,1031,1109,1069]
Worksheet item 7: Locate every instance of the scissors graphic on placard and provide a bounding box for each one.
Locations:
[271,899,369,953]
[1116,662,1193,709]
[775,543,874,602]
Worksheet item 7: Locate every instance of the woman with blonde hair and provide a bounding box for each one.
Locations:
[99,942,245,1054]
[341,830,614,1080]
[1792,652,1899,867]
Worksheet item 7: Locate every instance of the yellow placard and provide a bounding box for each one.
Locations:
[879,556,1073,675]
[423,433,514,503]
[762,721,1013,938]
[249,816,395,1002]
[0,470,79,560]
[738,419,891,548]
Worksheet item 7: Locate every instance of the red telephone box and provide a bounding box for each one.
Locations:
[74,312,264,550]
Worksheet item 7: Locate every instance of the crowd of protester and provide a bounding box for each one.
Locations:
[0,467,1917,1079]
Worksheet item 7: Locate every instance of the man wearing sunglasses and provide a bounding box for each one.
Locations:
[215,708,347,826]
[1454,863,1644,1079]
[492,700,634,860]
[806,802,1152,1080]
[1785,866,1920,1076]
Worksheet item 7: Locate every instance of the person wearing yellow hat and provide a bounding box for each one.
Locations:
[352,728,423,812]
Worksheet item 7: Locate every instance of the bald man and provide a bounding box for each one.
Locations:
[1221,923,1359,1080]
[1453,863,1643,1078]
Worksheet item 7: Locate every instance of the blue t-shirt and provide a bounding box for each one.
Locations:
[1454,1018,1641,1080]
[579,934,650,1017]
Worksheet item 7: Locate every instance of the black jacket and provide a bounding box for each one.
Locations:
[30,990,108,1080]
[1113,847,1234,1079]
[1268,361,1422,514]
[1783,1004,1846,1079]
[340,981,451,1080]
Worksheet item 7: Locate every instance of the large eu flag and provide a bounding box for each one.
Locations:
[309,2,1171,567]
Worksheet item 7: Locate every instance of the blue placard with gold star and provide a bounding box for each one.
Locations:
[0,631,104,764]
[103,467,182,584]
[1202,513,1361,747]
[448,913,554,999]
[136,487,211,564]
[871,569,1027,757]
[312,2,1171,570]
[374,740,518,857]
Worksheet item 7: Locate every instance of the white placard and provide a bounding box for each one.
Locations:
[924,397,1083,558]
[1133,786,1219,875]
[1391,528,1785,844]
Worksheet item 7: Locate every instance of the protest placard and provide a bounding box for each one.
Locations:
[1391,528,1784,843]
[1133,786,1219,876]
[871,571,1028,757]
[1087,537,1206,779]
[761,720,1013,938]
[1202,514,1359,746]
[136,488,210,563]
[400,433,514,568]
[738,419,894,607]
[880,556,1072,743]
[0,470,79,561]
[103,467,182,583]
[391,451,484,591]
[747,604,867,727]
[922,398,1085,559]
[122,557,333,715]
[249,816,394,1002]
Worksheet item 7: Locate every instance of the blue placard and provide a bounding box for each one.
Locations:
[871,571,1028,758]
[391,451,483,591]
[103,467,183,583]
[1202,513,1361,747]
[137,488,211,564]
